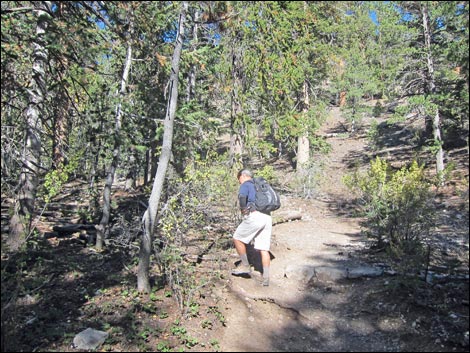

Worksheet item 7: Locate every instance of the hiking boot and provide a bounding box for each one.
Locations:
[231,264,251,275]
[261,278,269,286]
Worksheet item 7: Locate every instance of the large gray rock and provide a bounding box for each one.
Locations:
[314,266,348,282]
[314,265,384,282]
[73,327,108,350]
[285,264,384,284]
[284,264,316,282]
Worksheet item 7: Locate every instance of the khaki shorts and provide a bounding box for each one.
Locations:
[233,211,272,251]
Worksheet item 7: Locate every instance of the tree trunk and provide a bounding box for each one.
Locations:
[433,109,445,176]
[8,2,51,251]
[297,135,310,171]
[96,40,133,251]
[297,81,310,172]
[186,9,199,103]
[137,1,188,293]
[422,3,444,178]
[52,84,69,169]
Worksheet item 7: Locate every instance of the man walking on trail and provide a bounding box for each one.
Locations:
[231,169,272,286]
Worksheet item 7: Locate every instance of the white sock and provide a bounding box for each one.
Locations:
[240,254,249,266]
[263,266,270,279]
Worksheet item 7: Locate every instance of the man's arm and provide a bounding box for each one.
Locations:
[239,194,250,215]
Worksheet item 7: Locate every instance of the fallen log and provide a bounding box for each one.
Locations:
[52,224,97,235]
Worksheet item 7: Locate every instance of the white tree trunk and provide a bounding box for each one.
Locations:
[297,135,310,171]
[8,2,51,251]
[433,109,445,176]
[138,1,188,293]
[297,81,310,172]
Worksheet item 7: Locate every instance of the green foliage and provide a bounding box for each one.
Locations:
[172,101,222,171]
[214,1,333,162]
[373,101,384,117]
[187,301,200,317]
[426,138,444,157]
[309,135,331,154]
[207,306,226,326]
[42,169,67,203]
[201,318,212,329]
[340,103,373,132]
[434,161,457,188]
[169,319,199,348]
[329,2,381,130]
[209,338,221,351]
[255,165,276,183]
[42,154,81,203]
[366,119,380,151]
[343,157,435,274]
[156,341,171,352]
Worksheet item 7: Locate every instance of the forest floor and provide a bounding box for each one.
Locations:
[1,104,468,352]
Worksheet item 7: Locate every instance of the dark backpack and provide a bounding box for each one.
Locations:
[252,177,281,214]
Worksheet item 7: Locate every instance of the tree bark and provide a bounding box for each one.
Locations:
[8,2,51,251]
[137,1,188,293]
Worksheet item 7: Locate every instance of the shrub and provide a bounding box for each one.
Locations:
[154,153,236,312]
[373,100,383,117]
[343,157,435,274]
[255,165,276,182]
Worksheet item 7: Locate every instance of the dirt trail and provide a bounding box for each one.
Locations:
[216,106,470,352]
[219,200,369,352]
[218,108,386,352]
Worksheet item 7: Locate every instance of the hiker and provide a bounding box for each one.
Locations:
[231,169,273,286]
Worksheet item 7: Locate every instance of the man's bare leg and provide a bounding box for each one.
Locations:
[260,250,270,286]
